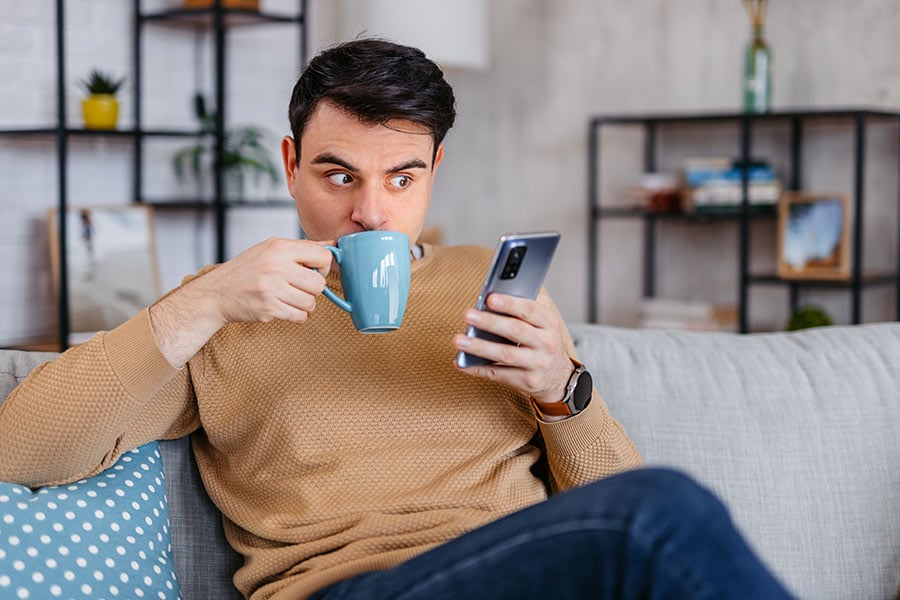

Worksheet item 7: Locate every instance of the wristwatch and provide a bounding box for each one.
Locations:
[531,363,593,419]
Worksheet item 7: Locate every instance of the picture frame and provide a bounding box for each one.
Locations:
[777,192,851,280]
[48,204,161,343]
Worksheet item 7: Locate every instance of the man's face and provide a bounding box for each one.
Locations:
[281,101,443,244]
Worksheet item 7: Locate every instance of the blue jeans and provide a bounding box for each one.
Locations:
[310,468,793,600]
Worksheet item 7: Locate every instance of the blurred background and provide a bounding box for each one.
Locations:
[1,0,899,347]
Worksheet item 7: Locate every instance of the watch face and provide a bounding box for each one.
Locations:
[573,369,593,411]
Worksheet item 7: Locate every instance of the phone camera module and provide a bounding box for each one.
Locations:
[500,246,527,279]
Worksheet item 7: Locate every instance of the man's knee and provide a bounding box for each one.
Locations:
[581,467,731,531]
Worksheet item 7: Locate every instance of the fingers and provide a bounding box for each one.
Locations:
[453,292,573,403]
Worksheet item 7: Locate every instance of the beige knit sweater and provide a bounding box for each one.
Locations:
[0,244,642,599]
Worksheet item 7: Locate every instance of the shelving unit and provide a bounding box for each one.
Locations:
[587,108,900,332]
[0,0,306,350]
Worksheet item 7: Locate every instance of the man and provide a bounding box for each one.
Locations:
[0,40,792,599]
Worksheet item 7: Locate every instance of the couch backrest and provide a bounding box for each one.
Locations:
[570,322,900,600]
[0,349,242,600]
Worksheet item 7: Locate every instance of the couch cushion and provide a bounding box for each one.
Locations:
[0,350,57,400]
[0,442,182,599]
[570,322,900,600]
[160,437,243,600]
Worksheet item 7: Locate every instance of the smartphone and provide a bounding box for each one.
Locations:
[456,231,561,368]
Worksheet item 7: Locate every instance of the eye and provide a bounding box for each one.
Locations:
[389,175,412,189]
[327,173,353,186]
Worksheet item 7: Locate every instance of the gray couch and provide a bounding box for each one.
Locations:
[3,322,900,599]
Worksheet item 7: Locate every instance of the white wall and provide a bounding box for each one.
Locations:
[1,0,898,344]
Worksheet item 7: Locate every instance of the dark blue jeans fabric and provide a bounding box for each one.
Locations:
[310,468,794,600]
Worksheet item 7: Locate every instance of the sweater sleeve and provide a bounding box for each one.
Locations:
[0,308,200,488]
[536,293,643,493]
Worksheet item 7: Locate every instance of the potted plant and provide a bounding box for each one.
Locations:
[786,305,834,331]
[172,125,279,202]
[79,70,125,130]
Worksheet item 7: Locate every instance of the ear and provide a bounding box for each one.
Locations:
[281,136,298,189]
[432,144,445,172]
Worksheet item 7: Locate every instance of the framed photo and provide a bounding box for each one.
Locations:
[777,192,851,280]
[48,205,161,342]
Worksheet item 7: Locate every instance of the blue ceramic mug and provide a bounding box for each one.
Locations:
[322,231,411,333]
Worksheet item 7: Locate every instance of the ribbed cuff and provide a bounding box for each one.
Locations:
[103,308,181,402]
[538,389,607,457]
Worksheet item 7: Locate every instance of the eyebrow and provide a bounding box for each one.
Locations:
[311,153,428,173]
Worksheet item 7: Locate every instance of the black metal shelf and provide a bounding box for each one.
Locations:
[594,205,776,221]
[142,198,295,209]
[16,0,307,351]
[0,127,209,138]
[587,108,900,332]
[140,7,304,28]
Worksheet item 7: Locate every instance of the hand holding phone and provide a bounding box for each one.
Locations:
[455,232,560,369]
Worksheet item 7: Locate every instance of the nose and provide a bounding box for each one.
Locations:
[350,183,390,231]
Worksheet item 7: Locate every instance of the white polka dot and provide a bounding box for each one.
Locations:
[16,587,29,599]
[116,546,126,556]
[11,488,22,495]
[145,516,153,525]
[31,572,43,584]
[76,557,88,568]
[46,501,57,510]
[64,511,76,520]
[56,493,67,501]
[34,512,45,522]
[135,588,144,597]
[52,523,63,532]
[158,592,166,600]
[121,512,131,521]
[165,580,173,590]
[88,545,99,555]
[125,480,135,487]
[63,570,75,581]
[96,481,107,488]
[94,510,105,519]
[50,584,62,596]
[0,494,8,502]
[75,500,87,508]
[120,573,129,583]
[109,585,119,596]
[40,535,51,545]
[12,560,25,571]
[16,502,27,510]
[70,534,81,544]
[139,551,147,560]
[111,523,121,532]
[152,565,161,575]
[122,456,132,462]
[135,526,144,535]
[82,522,93,532]
[26,547,38,557]
[45,558,57,568]
[93,570,104,581]
[67,485,77,491]
[126,536,136,544]
[100,534,110,542]
[115,490,125,497]
[105,499,116,508]
[81,584,92,594]
[21,524,33,534]
[87,490,97,498]
[8,535,20,546]
[131,560,140,570]
[0,574,9,587]
[143,576,153,586]
[58,546,69,556]
[0,549,5,559]
[140,493,149,501]
[105,558,115,568]
[3,515,14,524]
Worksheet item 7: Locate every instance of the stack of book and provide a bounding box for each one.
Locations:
[638,298,738,332]
[680,157,781,213]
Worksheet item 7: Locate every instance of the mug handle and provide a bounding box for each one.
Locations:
[321,246,352,313]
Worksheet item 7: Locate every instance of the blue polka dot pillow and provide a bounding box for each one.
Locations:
[0,442,182,599]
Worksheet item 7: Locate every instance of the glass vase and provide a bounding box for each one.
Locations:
[743,25,772,113]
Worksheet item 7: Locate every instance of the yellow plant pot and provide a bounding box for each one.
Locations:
[81,94,119,130]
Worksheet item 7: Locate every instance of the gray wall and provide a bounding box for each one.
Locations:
[1,0,898,344]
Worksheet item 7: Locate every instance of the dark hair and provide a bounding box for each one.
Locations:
[288,39,456,162]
